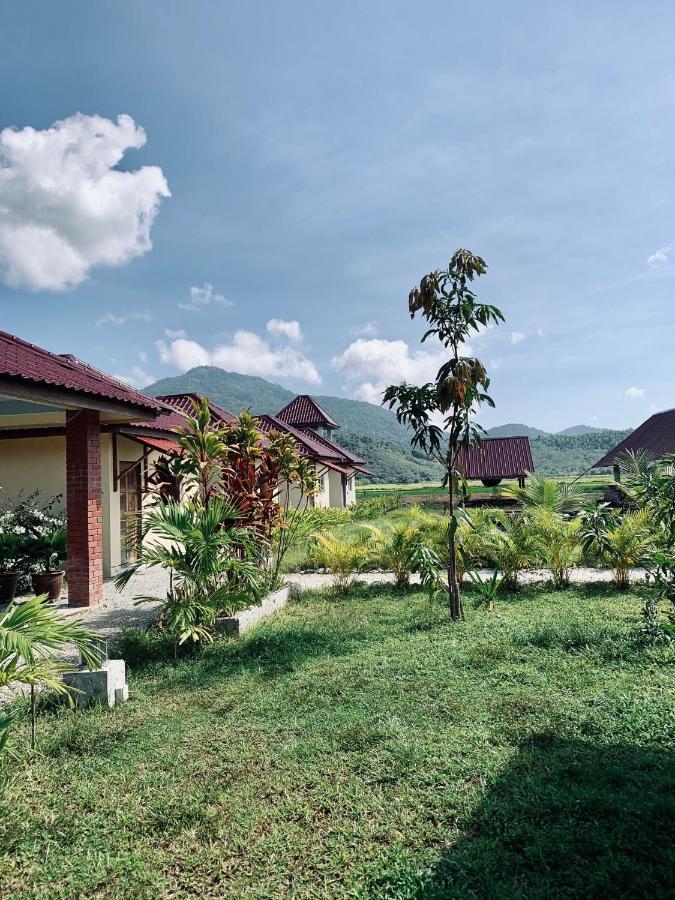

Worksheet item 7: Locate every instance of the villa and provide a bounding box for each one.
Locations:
[0,331,369,605]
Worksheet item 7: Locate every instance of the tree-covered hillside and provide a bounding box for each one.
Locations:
[487,423,548,438]
[146,367,295,414]
[529,429,632,475]
[337,431,444,483]
[145,367,632,482]
[147,367,412,445]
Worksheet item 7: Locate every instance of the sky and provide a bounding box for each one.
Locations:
[1,1,674,431]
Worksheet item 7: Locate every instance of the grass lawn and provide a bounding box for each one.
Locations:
[357,474,612,503]
[1,584,673,898]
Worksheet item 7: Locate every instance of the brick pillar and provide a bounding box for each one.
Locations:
[66,409,103,607]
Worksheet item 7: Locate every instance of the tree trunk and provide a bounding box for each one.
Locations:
[447,462,464,622]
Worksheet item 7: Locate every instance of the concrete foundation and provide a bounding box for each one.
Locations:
[63,659,128,709]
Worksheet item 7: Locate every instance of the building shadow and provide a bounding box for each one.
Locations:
[411,735,674,899]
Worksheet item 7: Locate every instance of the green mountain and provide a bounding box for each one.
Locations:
[529,430,632,475]
[146,368,631,481]
[146,367,295,415]
[147,366,411,446]
[558,425,605,436]
[146,367,436,482]
[487,423,548,438]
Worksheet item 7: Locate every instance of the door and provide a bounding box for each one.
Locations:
[119,462,142,564]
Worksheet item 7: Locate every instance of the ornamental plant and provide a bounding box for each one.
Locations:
[384,249,504,620]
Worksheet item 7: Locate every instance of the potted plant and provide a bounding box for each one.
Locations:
[0,533,23,603]
[24,528,67,601]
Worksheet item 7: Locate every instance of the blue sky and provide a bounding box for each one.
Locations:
[1,1,674,431]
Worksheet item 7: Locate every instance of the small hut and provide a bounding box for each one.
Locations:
[456,436,534,488]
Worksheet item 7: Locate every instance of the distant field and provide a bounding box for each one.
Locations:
[357,474,613,502]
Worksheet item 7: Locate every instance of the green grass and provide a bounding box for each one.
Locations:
[1,584,673,898]
[358,474,613,502]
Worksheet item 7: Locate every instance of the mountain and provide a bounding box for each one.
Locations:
[145,367,295,415]
[146,368,631,481]
[487,423,549,438]
[529,429,632,475]
[557,425,605,436]
[145,366,439,482]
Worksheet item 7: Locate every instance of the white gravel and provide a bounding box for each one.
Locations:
[286,567,648,591]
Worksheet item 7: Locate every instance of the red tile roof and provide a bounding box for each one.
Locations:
[127,435,181,454]
[594,411,672,467]
[300,427,365,465]
[276,395,339,429]
[0,330,163,414]
[122,409,188,435]
[256,414,343,459]
[157,392,239,425]
[456,437,534,480]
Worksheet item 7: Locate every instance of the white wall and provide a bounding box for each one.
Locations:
[313,468,331,508]
[327,469,345,508]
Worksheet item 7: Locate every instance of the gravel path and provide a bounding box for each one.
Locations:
[286,567,648,591]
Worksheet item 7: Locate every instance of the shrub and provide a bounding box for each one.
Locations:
[312,526,380,594]
[351,493,401,521]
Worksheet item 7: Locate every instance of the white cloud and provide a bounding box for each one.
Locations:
[351,321,378,337]
[266,318,302,343]
[113,365,155,388]
[96,310,152,327]
[332,337,449,405]
[0,113,170,291]
[510,331,525,345]
[647,246,670,266]
[156,328,321,384]
[179,282,232,312]
[625,386,645,399]
[164,328,187,339]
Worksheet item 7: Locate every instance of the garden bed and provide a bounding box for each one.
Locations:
[215,585,290,636]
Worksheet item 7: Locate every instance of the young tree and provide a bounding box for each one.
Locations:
[384,249,504,620]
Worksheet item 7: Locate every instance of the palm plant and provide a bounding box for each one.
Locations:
[506,473,583,515]
[312,526,379,594]
[531,508,582,589]
[0,595,101,750]
[379,522,422,589]
[467,569,503,610]
[456,508,494,583]
[115,498,265,651]
[482,511,539,591]
[580,507,653,590]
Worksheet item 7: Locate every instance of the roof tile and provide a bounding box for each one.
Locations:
[456,437,534,480]
[0,330,163,413]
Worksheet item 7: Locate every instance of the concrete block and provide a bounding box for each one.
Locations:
[216,586,289,637]
[63,659,128,709]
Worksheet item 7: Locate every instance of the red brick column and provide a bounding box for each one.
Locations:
[66,409,103,607]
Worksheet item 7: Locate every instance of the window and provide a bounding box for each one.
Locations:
[318,474,326,492]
